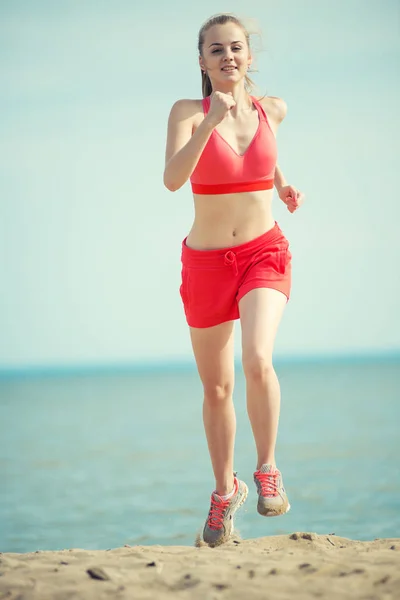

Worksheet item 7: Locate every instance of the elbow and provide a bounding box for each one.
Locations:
[163,171,182,192]
[164,180,179,192]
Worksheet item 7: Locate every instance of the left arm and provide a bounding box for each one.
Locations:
[274,164,288,196]
[274,164,304,213]
[260,96,305,213]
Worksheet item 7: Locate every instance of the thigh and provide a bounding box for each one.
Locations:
[190,321,235,392]
[239,288,287,362]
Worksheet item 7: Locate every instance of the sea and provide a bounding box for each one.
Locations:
[0,357,399,553]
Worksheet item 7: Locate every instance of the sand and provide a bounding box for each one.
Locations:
[0,532,399,600]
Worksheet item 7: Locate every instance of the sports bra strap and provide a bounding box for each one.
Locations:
[250,96,267,122]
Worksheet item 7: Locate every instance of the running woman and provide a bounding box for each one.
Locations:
[164,13,305,547]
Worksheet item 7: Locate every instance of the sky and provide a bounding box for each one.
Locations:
[1,0,399,372]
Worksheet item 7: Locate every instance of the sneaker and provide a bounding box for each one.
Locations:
[202,476,248,547]
[253,464,290,517]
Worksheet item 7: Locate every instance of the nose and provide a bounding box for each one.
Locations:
[223,49,234,61]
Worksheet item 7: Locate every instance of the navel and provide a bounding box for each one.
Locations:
[232,229,237,237]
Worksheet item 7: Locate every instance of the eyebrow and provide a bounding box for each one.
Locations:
[208,41,243,47]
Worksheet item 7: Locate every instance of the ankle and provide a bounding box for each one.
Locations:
[256,459,276,471]
[215,478,235,497]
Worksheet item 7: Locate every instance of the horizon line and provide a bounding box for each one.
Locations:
[0,348,399,380]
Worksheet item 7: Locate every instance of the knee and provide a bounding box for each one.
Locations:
[203,381,233,406]
[242,354,274,385]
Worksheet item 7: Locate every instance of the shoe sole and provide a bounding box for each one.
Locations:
[257,501,291,517]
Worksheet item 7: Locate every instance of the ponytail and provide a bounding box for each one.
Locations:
[201,71,213,98]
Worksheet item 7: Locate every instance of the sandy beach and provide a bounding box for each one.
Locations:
[1,532,399,600]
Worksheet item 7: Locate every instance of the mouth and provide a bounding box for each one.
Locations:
[221,66,237,72]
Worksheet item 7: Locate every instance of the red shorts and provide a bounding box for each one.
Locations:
[180,222,292,328]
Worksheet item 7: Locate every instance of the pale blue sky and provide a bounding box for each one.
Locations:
[1,0,399,371]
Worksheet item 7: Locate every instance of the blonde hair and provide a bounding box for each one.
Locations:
[198,14,255,98]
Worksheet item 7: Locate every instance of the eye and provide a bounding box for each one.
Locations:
[232,46,242,51]
[212,48,222,53]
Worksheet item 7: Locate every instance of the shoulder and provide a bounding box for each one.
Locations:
[256,96,288,125]
[168,98,204,121]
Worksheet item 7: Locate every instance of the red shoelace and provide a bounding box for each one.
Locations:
[207,497,230,530]
[255,471,279,497]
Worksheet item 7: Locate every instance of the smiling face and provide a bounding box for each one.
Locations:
[199,23,252,89]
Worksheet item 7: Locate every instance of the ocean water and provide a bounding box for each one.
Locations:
[0,358,399,553]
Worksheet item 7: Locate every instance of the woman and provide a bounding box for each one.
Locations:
[164,13,304,547]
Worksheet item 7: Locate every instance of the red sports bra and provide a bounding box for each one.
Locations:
[190,96,277,195]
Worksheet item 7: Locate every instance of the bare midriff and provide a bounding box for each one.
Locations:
[185,188,275,250]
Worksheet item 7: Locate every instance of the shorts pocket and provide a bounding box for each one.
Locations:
[278,246,292,274]
[269,244,291,275]
[179,267,190,306]
[252,239,292,276]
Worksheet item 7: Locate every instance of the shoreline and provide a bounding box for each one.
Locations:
[1,532,399,599]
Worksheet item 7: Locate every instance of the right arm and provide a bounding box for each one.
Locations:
[163,100,216,192]
[163,93,236,192]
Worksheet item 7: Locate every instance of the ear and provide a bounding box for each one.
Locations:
[199,55,206,72]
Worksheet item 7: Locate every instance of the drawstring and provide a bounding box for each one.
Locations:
[224,250,238,276]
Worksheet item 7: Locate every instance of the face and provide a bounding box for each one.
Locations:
[199,23,252,85]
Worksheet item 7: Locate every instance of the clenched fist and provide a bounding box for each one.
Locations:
[279,185,305,214]
[206,91,236,127]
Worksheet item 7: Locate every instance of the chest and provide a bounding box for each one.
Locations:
[214,110,261,157]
